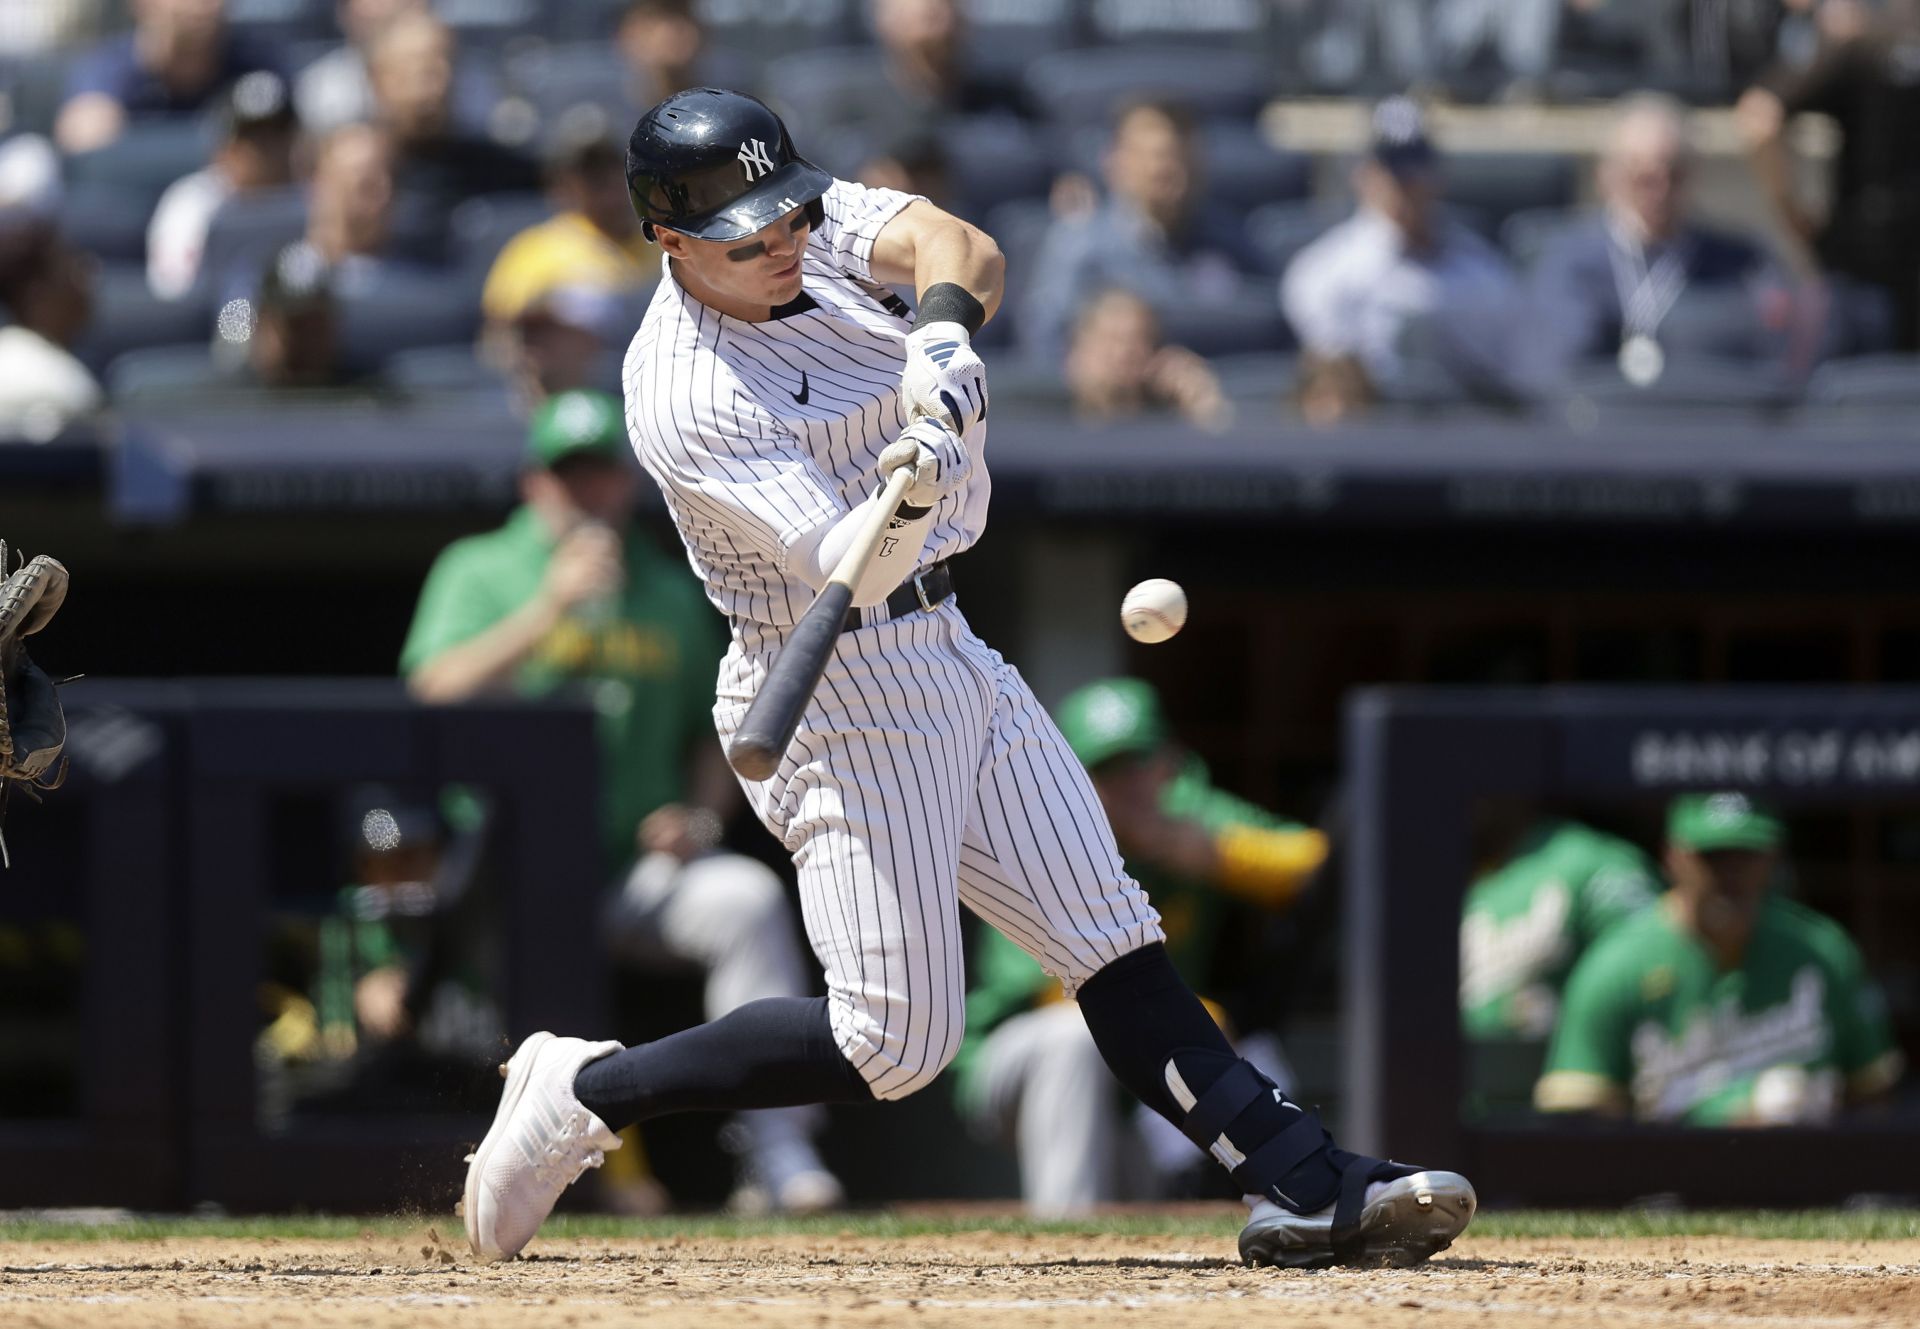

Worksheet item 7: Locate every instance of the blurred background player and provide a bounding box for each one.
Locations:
[401,390,841,1213]
[956,678,1329,1215]
[1460,804,1660,1043]
[1536,793,1903,1124]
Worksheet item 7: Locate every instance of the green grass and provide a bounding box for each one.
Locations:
[0,1208,1916,1245]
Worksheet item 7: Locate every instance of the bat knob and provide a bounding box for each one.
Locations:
[727,736,781,782]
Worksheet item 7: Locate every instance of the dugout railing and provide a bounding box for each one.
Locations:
[0,682,604,1213]
[1344,686,1920,1206]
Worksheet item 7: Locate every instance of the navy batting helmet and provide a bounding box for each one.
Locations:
[626,88,831,243]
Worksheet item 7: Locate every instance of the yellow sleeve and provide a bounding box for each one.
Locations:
[1212,826,1328,909]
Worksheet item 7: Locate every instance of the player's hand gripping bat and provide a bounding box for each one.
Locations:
[725,464,916,781]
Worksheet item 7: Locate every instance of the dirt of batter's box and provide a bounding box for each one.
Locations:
[0,1231,1916,1329]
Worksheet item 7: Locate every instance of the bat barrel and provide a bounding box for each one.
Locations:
[725,581,855,780]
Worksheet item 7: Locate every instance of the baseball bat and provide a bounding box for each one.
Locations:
[726,465,917,781]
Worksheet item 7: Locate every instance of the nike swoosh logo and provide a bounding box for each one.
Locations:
[793,371,809,405]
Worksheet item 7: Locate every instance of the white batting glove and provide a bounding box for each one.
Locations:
[901,321,988,434]
[876,417,970,509]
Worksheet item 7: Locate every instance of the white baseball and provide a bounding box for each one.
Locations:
[1121,578,1187,644]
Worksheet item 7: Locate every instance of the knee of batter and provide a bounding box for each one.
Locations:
[830,983,968,1102]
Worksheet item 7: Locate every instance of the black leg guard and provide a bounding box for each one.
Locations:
[1078,943,1420,1252]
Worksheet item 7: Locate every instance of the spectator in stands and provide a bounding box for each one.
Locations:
[303,123,409,292]
[1063,289,1231,431]
[147,70,300,301]
[1281,98,1532,402]
[481,121,659,334]
[1315,0,1562,98]
[956,678,1328,1215]
[616,0,714,108]
[0,0,101,56]
[802,0,1023,149]
[228,242,349,390]
[402,389,843,1214]
[1460,805,1659,1044]
[365,8,538,204]
[1737,0,1920,349]
[55,0,284,154]
[0,218,100,439]
[491,284,620,410]
[855,127,953,212]
[297,0,496,136]
[1293,352,1376,428]
[1531,94,1776,385]
[1537,793,1903,1124]
[1023,99,1267,363]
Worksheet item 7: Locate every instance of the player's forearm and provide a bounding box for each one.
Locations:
[788,496,935,605]
[407,597,562,703]
[911,219,1005,325]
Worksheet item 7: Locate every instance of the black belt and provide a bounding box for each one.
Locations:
[846,559,954,632]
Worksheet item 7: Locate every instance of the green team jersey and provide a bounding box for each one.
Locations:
[1537,895,1903,1124]
[953,761,1316,1104]
[1460,820,1659,1041]
[400,506,725,871]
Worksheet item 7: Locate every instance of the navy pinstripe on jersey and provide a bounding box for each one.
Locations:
[625,179,991,630]
[621,177,1161,1102]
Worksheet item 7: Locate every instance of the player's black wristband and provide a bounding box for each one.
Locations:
[916,283,986,338]
[896,502,932,521]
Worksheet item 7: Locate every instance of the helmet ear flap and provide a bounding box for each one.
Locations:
[640,219,658,242]
[804,197,825,229]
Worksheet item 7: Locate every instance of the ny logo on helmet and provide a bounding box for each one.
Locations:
[738,138,776,181]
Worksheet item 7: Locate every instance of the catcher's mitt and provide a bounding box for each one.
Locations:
[0,540,70,866]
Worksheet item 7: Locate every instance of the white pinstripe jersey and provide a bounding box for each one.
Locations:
[623,179,991,631]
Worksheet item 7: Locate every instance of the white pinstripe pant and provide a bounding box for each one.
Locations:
[719,601,1164,1101]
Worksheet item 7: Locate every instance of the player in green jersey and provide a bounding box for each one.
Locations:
[1536,792,1903,1124]
[402,391,842,1211]
[1461,812,1660,1041]
[953,678,1329,1214]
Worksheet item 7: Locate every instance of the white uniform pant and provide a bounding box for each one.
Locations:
[719,601,1165,1102]
[607,849,826,1186]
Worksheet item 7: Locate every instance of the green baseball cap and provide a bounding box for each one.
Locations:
[526,389,627,469]
[1054,677,1166,770]
[1667,792,1784,852]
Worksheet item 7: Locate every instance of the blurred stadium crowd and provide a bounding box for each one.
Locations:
[0,0,1917,442]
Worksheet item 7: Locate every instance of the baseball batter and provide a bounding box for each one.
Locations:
[461,89,1476,1269]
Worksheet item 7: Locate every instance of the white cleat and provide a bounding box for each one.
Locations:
[462,1031,624,1262]
[1238,1170,1477,1270]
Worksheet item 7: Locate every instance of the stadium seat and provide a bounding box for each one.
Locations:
[501,42,636,138]
[73,264,213,375]
[104,344,226,403]
[1661,288,1786,364]
[333,272,483,377]
[1208,350,1300,404]
[1566,358,1797,412]
[0,53,72,137]
[943,116,1055,218]
[59,180,155,265]
[1084,0,1270,48]
[223,0,335,44]
[433,0,545,52]
[1197,122,1311,213]
[1805,355,1920,408]
[761,47,889,140]
[982,198,1054,300]
[196,187,310,298]
[959,0,1082,81]
[1158,291,1291,358]
[1499,206,1578,272]
[63,119,215,201]
[1441,153,1578,230]
[1247,200,1345,277]
[1021,47,1272,127]
[385,342,513,397]
[693,0,861,73]
[449,192,554,274]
